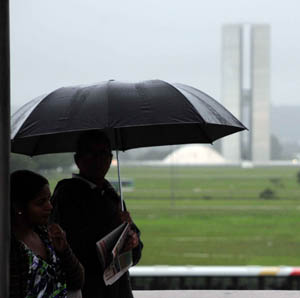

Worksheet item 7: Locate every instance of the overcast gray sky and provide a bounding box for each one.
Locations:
[10,0,300,109]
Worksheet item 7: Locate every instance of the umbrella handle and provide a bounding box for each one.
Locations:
[116,149,124,211]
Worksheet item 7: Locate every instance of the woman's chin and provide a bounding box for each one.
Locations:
[38,216,50,225]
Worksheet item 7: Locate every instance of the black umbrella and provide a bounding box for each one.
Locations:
[11,79,246,155]
[11,80,246,208]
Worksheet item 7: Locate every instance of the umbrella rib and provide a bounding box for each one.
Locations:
[176,83,246,128]
[178,84,222,122]
[164,81,208,124]
[168,82,215,144]
[11,94,47,139]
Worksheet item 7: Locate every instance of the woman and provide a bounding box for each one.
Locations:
[10,170,84,298]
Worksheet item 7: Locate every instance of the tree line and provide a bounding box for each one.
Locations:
[10,153,74,173]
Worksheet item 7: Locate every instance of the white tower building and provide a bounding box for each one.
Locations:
[221,24,270,162]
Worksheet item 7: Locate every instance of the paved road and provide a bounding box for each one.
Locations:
[133,290,300,298]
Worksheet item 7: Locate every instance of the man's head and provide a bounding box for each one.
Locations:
[74,131,113,183]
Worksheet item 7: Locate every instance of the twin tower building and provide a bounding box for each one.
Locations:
[221,24,270,163]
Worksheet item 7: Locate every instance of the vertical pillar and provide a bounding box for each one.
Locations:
[0,0,11,297]
[221,25,242,162]
[251,25,270,162]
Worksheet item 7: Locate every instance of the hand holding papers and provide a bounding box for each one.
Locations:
[96,222,133,285]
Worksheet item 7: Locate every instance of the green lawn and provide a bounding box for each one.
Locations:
[48,165,300,266]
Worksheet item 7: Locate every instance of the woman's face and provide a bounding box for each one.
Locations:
[25,184,53,226]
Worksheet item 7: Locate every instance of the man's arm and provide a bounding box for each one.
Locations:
[130,223,143,266]
[119,208,143,266]
[51,181,101,273]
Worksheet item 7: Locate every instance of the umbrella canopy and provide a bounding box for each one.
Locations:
[11,80,246,156]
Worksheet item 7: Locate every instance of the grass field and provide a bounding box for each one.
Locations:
[48,165,300,266]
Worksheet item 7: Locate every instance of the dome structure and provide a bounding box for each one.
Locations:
[162,144,226,165]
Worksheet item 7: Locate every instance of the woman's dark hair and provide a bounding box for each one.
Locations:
[10,170,49,211]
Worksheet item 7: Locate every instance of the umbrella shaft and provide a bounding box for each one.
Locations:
[116,149,124,211]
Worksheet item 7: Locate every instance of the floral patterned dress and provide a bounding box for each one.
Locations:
[22,228,67,298]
